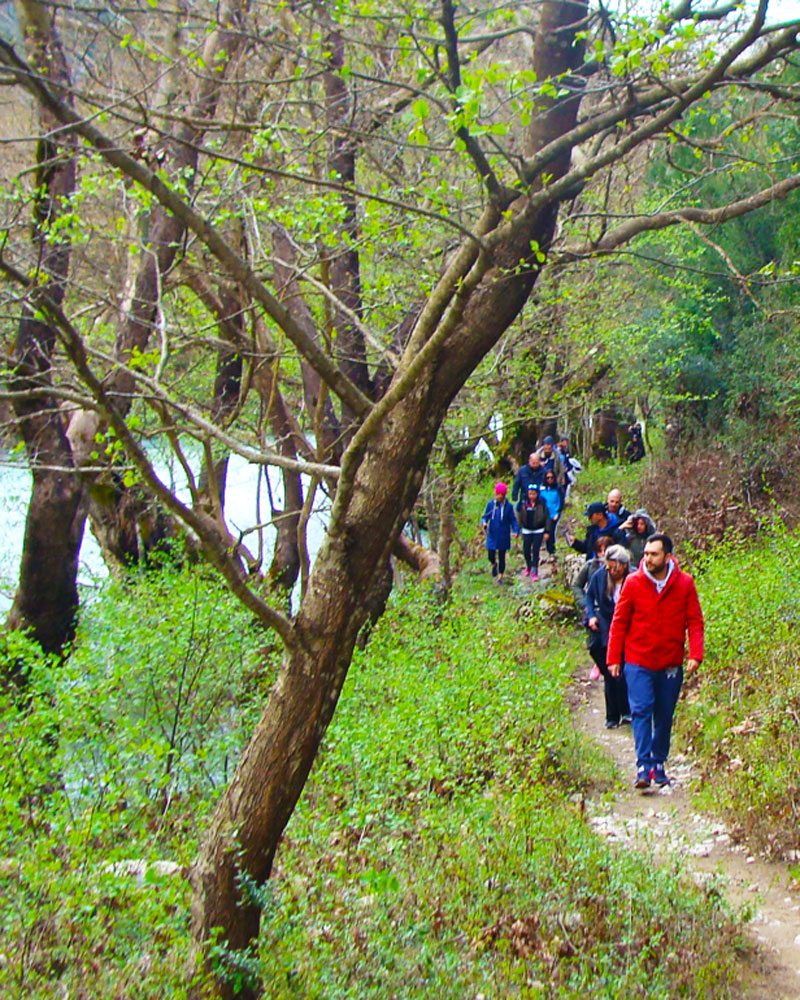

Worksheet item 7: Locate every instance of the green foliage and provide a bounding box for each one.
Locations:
[681,520,800,857]
[256,582,740,998]
[0,565,272,998]
[71,563,271,809]
[0,545,753,999]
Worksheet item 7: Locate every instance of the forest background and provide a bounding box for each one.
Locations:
[2,0,800,996]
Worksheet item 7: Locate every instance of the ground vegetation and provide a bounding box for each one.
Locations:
[0,538,751,999]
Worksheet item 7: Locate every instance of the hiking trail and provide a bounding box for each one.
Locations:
[574,668,800,1000]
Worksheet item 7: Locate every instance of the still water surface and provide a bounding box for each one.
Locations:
[0,452,329,613]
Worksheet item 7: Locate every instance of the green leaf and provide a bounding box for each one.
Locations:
[412,98,430,120]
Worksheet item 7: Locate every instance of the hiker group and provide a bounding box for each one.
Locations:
[481,438,704,791]
[480,436,579,584]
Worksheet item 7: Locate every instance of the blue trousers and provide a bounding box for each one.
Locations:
[623,663,683,769]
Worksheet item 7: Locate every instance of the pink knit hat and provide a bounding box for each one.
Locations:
[494,482,507,495]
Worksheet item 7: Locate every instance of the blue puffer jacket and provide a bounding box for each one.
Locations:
[540,485,563,520]
[481,499,518,551]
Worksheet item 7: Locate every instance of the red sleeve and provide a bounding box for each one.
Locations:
[606,576,633,665]
[685,578,704,661]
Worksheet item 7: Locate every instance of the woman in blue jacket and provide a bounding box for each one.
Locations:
[540,468,564,560]
[481,482,518,584]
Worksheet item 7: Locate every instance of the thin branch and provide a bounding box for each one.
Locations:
[0,258,297,646]
[560,172,800,258]
[438,0,506,202]
[682,219,765,312]
[1,257,343,484]
[0,35,373,422]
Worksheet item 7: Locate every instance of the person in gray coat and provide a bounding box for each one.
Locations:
[626,508,657,567]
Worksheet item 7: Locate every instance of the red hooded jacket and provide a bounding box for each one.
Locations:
[606,559,704,671]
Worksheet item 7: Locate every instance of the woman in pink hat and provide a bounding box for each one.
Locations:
[480,482,518,584]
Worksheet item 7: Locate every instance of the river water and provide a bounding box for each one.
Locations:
[0,452,329,613]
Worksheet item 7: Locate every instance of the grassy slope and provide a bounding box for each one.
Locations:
[256,495,742,999]
[682,528,800,863]
[1,470,777,998]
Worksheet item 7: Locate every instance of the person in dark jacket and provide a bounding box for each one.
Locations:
[566,502,628,558]
[558,436,581,499]
[606,488,632,524]
[512,452,545,502]
[626,423,646,462]
[586,544,632,728]
[516,482,552,580]
[572,534,612,613]
[538,436,566,487]
[481,482,518,584]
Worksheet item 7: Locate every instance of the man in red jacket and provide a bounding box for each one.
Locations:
[607,533,704,789]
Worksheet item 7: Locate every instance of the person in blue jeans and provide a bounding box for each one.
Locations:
[606,534,704,789]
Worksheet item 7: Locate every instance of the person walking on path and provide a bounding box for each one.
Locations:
[516,482,552,580]
[539,469,563,560]
[585,544,632,729]
[606,488,632,524]
[481,482,518,585]
[571,534,612,615]
[606,533,704,789]
[538,436,566,487]
[626,508,657,568]
[512,452,545,502]
[626,422,646,462]
[566,501,628,558]
[557,436,581,499]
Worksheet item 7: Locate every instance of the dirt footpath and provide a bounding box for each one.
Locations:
[574,669,800,1000]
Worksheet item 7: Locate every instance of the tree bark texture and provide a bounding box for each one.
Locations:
[5,1,83,656]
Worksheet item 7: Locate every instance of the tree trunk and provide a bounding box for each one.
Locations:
[591,409,619,460]
[322,25,373,407]
[188,6,587,988]
[437,447,459,594]
[272,226,343,464]
[8,1,249,642]
[5,1,83,657]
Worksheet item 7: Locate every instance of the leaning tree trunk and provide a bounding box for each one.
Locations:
[188,226,556,989]
[188,7,586,987]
